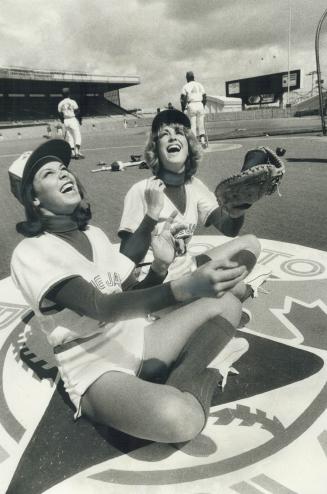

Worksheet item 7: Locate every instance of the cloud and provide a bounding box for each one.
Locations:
[0,0,327,108]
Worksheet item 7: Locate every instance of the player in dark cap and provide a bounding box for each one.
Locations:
[9,138,256,444]
[119,109,260,283]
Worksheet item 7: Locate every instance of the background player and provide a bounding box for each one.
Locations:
[181,71,207,148]
[58,87,84,159]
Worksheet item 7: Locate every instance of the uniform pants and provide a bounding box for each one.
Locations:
[187,101,205,137]
[64,117,82,149]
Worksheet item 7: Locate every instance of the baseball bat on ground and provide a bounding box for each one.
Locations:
[91,160,147,172]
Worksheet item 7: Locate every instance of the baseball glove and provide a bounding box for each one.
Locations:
[215,147,285,213]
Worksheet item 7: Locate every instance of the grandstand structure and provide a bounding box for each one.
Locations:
[293,90,327,116]
[0,66,140,122]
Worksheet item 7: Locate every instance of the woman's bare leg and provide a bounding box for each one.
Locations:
[82,295,242,443]
[143,293,242,371]
[81,371,205,443]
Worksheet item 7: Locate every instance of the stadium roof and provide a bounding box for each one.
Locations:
[0,66,140,92]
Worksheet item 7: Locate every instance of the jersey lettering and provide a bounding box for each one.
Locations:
[91,272,122,293]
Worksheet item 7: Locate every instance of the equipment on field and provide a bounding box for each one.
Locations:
[130,154,142,162]
[91,159,148,173]
[276,147,286,157]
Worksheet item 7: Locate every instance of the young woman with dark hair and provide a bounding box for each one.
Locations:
[10,139,258,444]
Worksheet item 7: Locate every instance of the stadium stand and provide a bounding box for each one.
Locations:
[0,66,140,122]
[293,91,327,117]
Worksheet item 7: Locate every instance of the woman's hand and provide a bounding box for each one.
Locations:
[169,223,191,256]
[144,178,165,221]
[223,204,249,218]
[151,212,188,274]
[170,258,248,302]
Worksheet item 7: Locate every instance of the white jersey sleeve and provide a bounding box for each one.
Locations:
[11,237,82,314]
[181,81,205,103]
[192,177,219,225]
[10,226,135,315]
[119,180,148,234]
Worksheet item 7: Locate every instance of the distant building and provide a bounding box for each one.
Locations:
[225,70,301,109]
[206,95,242,113]
[293,91,327,115]
[137,108,157,116]
[0,66,140,121]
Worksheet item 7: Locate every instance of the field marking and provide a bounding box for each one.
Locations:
[240,135,325,141]
[0,144,144,159]
[0,134,324,160]
[205,142,243,152]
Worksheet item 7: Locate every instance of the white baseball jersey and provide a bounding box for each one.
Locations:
[181,81,205,104]
[11,225,148,416]
[11,225,139,347]
[58,97,78,119]
[119,177,218,278]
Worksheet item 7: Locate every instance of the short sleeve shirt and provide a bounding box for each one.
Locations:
[10,226,136,347]
[181,81,205,104]
[119,177,218,240]
[58,98,78,119]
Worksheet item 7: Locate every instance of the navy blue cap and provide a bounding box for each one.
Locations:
[9,139,72,203]
[151,109,191,133]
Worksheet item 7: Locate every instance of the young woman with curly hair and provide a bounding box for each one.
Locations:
[118,109,259,293]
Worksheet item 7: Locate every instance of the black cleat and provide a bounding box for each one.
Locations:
[276,147,286,157]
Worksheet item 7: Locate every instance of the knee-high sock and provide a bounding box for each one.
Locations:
[167,315,236,381]
[239,284,254,302]
[166,316,236,429]
[168,367,221,427]
[196,250,257,273]
[232,250,256,302]
[231,249,257,272]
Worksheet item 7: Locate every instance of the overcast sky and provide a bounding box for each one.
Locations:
[1,0,327,110]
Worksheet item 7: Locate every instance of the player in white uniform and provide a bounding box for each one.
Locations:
[119,109,259,294]
[58,87,84,160]
[181,71,207,147]
[9,139,258,443]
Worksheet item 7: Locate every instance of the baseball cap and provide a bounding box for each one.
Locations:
[151,109,191,133]
[9,139,72,204]
[186,71,194,79]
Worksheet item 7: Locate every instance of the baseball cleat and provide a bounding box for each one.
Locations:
[276,147,286,157]
[244,264,272,297]
[199,135,208,149]
[210,337,249,391]
[238,308,252,328]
